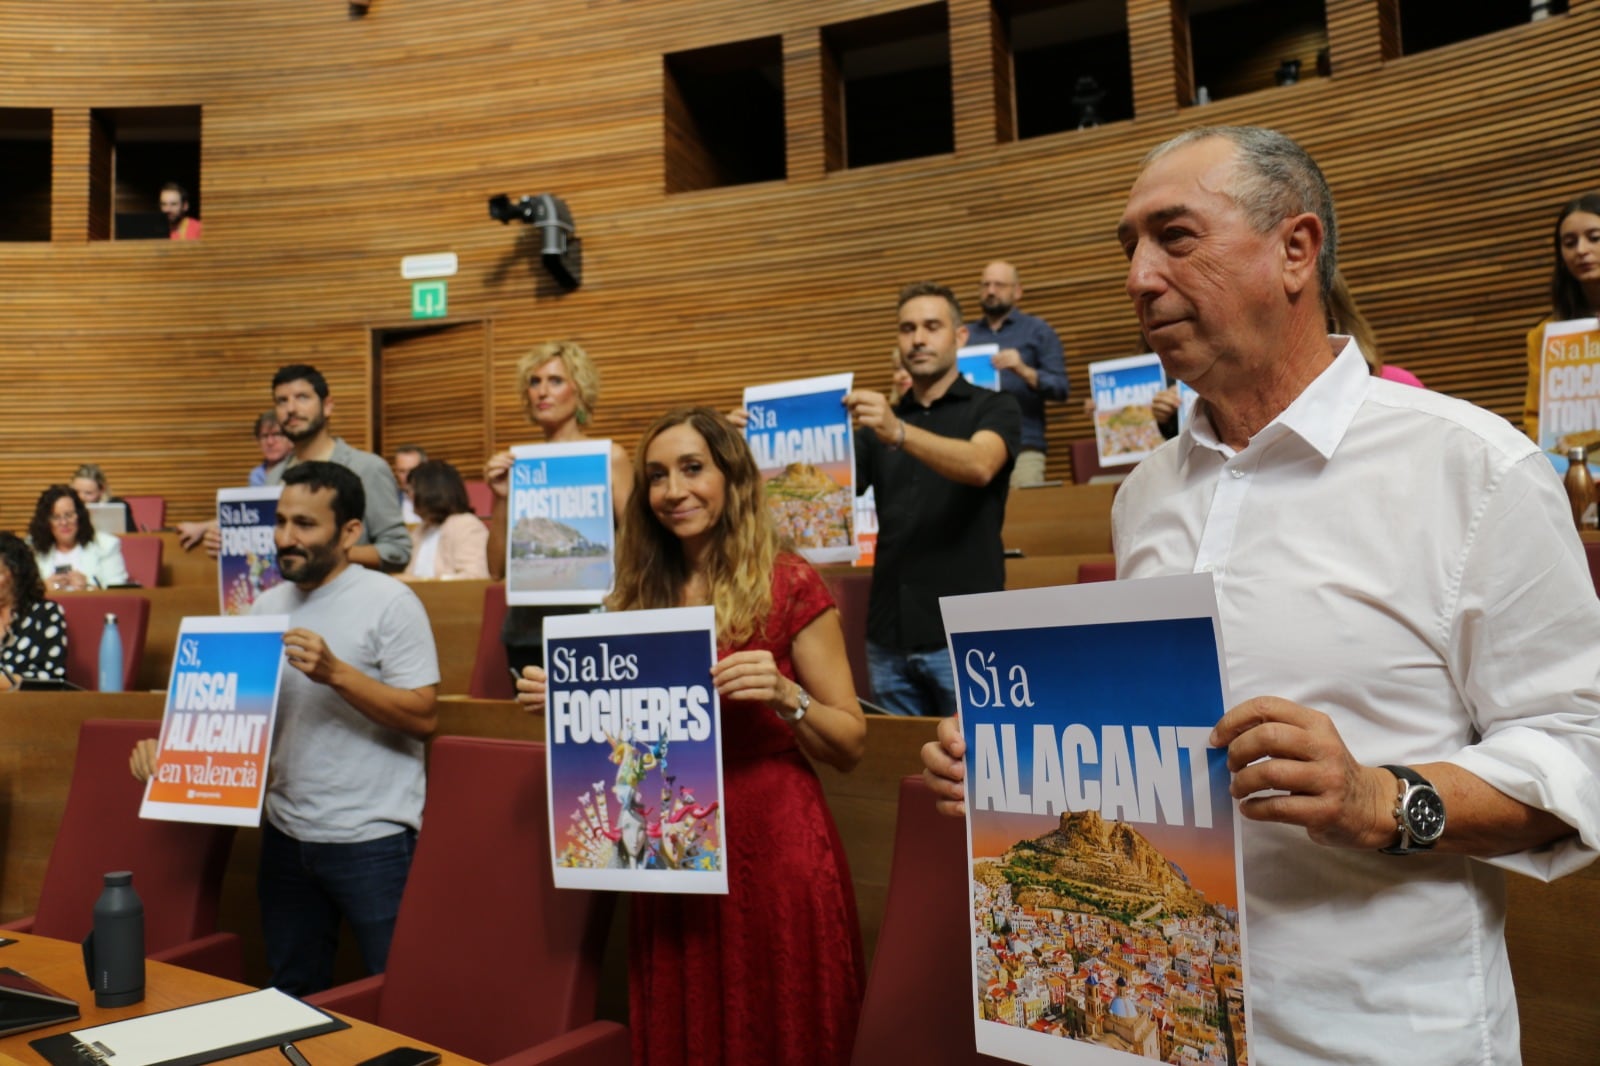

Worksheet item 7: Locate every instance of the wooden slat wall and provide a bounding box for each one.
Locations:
[0,0,1597,525]
[377,321,490,477]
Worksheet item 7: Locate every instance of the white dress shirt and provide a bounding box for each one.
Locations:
[1114,338,1600,1064]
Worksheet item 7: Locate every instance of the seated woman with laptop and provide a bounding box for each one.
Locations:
[28,485,129,591]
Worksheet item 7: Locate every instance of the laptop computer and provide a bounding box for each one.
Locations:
[87,502,129,536]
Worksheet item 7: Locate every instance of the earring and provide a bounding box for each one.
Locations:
[577,408,590,425]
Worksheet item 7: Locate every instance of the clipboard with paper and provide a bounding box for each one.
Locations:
[29,988,347,1066]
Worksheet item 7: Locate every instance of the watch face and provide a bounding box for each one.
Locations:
[1404,789,1446,843]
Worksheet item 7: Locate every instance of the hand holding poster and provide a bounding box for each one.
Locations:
[1537,318,1600,473]
[217,486,283,615]
[544,606,727,894]
[942,574,1248,1066]
[506,440,615,606]
[1089,354,1167,468]
[140,614,290,827]
[958,344,1002,391]
[743,374,858,564]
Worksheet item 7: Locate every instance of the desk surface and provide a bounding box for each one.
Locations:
[0,932,481,1066]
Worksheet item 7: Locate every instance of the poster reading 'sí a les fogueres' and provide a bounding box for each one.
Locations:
[942,574,1249,1066]
[543,606,727,895]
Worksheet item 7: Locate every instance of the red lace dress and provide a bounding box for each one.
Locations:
[630,553,865,1065]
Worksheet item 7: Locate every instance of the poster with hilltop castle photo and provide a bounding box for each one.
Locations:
[506,440,614,606]
[942,574,1249,1066]
[743,373,857,565]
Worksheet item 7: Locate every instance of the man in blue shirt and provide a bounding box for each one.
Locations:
[965,261,1069,485]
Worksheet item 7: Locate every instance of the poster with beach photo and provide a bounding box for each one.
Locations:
[1537,317,1600,475]
[506,440,615,606]
[217,486,283,616]
[942,574,1249,1066]
[1088,354,1167,467]
[742,373,857,565]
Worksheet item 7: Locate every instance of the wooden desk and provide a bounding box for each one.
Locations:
[0,930,481,1066]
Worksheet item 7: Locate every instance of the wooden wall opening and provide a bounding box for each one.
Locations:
[0,108,52,242]
[823,2,955,170]
[1004,0,1135,135]
[663,36,786,194]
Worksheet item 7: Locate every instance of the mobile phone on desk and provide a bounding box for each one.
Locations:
[355,1048,443,1066]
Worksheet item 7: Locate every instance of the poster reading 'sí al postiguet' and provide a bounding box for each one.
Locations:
[217,486,283,615]
[140,614,290,828]
[942,574,1249,1066]
[543,606,727,895]
[506,440,615,607]
[743,374,858,565]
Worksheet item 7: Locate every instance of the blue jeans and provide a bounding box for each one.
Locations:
[258,820,416,995]
[867,641,958,718]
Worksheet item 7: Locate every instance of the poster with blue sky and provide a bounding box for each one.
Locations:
[217,486,282,615]
[958,344,1002,391]
[1089,354,1167,468]
[544,606,726,894]
[140,614,290,827]
[941,574,1250,1066]
[743,373,857,564]
[507,440,614,606]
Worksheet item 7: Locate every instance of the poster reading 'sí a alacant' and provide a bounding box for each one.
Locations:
[543,606,727,894]
[140,614,290,828]
[1089,354,1167,468]
[217,486,283,616]
[743,374,857,565]
[942,574,1249,1066]
[507,440,615,607]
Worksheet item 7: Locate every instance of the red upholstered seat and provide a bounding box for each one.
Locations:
[1069,437,1108,485]
[465,479,495,518]
[308,737,627,1066]
[122,495,166,532]
[1077,560,1116,583]
[469,582,514,700]
[0,719,243,980]
[51,593,150,691]
[117,534,163,587]
[821,566,872,704]
[851,776,1012,1066]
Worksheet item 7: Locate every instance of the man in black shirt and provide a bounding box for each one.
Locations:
[847,282,1022,716]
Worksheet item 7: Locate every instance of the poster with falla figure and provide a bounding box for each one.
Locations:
[543,606,727,894]
[942,574,1249,1066]
[743,374,858,565]
[217,485,283,615]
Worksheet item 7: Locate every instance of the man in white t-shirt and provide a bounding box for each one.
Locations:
[135,460,438,994]
[922,126,1600,1062]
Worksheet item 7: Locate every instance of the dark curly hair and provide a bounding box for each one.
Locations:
[28,485,94,555]
[0,531,46,618]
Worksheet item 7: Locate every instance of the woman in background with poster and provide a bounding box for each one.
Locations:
[485,341,632,672]
[520,407,868,1066]
[1525,193,1600,442]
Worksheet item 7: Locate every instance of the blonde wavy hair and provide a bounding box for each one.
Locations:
[608,407,779,646]
[517,341,601,424]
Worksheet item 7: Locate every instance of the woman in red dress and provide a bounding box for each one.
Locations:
[520,406,868,1065]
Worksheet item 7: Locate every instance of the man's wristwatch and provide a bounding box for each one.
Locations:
[776,686,811,724]
[1379,765,1446,854]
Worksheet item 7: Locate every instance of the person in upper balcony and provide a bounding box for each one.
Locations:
[965,260,1069,486]
[28,485,128,591]
[160,181,203,240]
